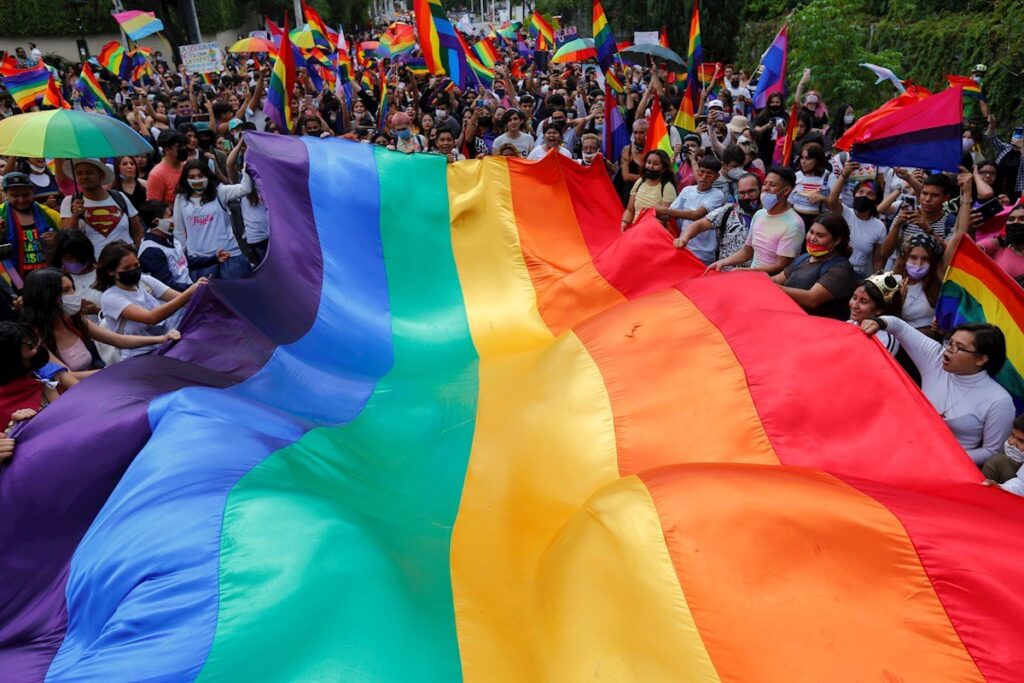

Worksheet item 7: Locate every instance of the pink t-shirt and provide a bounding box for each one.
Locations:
[146,161,182,204]
[978,238,1024,279]
[745,208,806,268]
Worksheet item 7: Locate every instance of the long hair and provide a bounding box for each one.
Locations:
[894,241,942,306]
[111,155,137,193]
[94,240,138,292]
[815,212,853,258]
[20,267,89,364]
[175,159,218,204]
[644,149,675,186]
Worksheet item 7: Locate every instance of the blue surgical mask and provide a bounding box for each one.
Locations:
[760,190,780,211]
[396,128,411,140]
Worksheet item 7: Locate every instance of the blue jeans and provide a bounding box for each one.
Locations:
[190,255,252,281]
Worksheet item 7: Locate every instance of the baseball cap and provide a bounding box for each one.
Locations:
[228,118,244,131]
[1,172,33,190]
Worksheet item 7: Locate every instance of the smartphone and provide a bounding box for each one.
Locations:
[901,193,917,212]
[1014,127,1024,139]
[976,196,1003,222]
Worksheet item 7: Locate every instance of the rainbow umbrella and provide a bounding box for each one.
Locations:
[0,109,153,158]
[228,36,277,54]
[552,38,596,64]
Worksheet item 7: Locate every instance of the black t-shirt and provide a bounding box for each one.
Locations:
[784,253,857,320]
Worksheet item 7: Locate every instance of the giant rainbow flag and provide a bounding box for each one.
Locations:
[2,134,1024,682]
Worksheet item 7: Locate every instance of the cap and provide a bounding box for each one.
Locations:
[727,115,750,135]
[708,99,724,109]
[1,172,33,190]
[864,271,903,304]
[228,117,244,131]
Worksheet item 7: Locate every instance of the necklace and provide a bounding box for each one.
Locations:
[939,374,968,419]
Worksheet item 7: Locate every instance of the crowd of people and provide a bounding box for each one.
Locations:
[0,24,1022,495]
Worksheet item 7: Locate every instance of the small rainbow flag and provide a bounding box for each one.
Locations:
[111,10,164,41]
[413,0,468,88]
[301,0,335,51]
[458,30,494,89]
[945,74,985,101]
[593,0,617,73]
[264,13,297,133]
[0,61,50,110]
[528,11,554,50]
[643,95,674,163]
[97,41,132,81]
[937,236,1024,410]
[405,57,429,76]
[672,0,701,133]
[659,26,669,48]
[381,23,416,58]
[76,62,113,113]
[779,100,801,167]
[472,36,499,68]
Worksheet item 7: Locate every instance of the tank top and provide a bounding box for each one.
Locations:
[58,336,93,371]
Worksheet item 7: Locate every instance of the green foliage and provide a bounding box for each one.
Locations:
[788,0,904,111]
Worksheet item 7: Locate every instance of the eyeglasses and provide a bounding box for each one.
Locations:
[942,339,978,355]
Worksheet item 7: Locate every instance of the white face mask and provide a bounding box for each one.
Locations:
[727,167,745,180]
[61,292,82,316]
[962,138,974,153]
[28,163,47,174]
[188,178,208,192]
[1005,438,1024,463]
[155,217,174,233]
[582,151,597,164]
[435,109,448,120]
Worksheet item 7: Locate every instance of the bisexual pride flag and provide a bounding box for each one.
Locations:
[3,134,1024,683]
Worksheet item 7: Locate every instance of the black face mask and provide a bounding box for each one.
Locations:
[28,345,50,371]
[731,79,740,87]
[643,168,661,180]
[738,198,760,214]
[853,196,876,215]
[175,148,189,162]
[1007,223,1024,246]
[117,267,143,287]
[478,118,492,128]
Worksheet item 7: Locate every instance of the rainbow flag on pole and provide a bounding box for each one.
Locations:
[644,95,674,162]
[381,23,416,58]
[97,40,132,81]
[528,11,554,50]
[472,37,499,68]
[301,0,335,51]
[264,14,297,133]
[414,0,468,88]
[0,61,50,109]
[672,1,701,132]
[593,0,617,73]
[937,236,1024,410]
[76,62,114,113]
[3,134,1024,682]
[111,10,164,41]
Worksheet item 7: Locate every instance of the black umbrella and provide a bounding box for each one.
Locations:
[618,44,686,69]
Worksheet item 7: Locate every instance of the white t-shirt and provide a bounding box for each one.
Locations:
[840,204,887,277]
[745,208,805,269]
[791,171,828,214]
[60,192,137,259]
[492,131,535,157]
[100,274,170,360]
[527,145,572,161]
[241,195,269,243]
[672,185,726,264]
